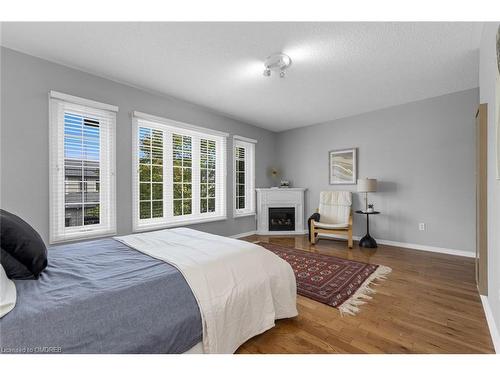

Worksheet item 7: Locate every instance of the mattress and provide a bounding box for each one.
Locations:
[0,238,202,354]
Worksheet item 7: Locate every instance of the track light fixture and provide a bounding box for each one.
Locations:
[263,53,292,78]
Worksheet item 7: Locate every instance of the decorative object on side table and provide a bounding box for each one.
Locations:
[329,148,357,185]
[355,210,380,248]
[268,167,281,187]
[280,180,290,188]
[367,203,375,213]
[357,178,377,211]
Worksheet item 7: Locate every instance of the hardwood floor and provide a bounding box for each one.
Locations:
[236,235,495,354]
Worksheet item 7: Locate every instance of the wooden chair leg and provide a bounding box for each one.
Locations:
[348,227,353,249]
[310,223,316,244]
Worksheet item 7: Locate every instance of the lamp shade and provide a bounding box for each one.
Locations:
[357,178,377,192]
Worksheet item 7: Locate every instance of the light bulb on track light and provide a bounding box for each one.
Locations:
[262,53,292,79]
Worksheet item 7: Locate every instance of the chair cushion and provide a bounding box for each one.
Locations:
[312,221,349,230]
[318,191,352,224]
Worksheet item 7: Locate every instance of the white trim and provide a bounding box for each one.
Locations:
[257,230,308,236]
[133,111,229,138]
[49,90,118,112]
[132,115,227,232]
[230,230,257,239]
[256,187,307,191]
[49,95,117,244]
[316,232,474,258]
[233,138,256,218]
[480,295,500,353]
[50,229,116,244]
[134,216,228,233]
[256,189,306,235]
[234,212,256,218]
[131,117,139,232]
[375,239,474,258]
[233,135,257,144]
[237,229,474,257]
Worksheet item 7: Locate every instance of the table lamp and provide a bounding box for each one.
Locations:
[357,178,377,212]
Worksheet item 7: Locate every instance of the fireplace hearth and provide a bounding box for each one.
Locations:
[268,207,295,231]
[256,188,305,235]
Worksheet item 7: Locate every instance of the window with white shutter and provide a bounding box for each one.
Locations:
[200,138,217,214]
[138,127,164,220]
[132,111,227,231]
[49,91,117,243]
[233,136,256,217]
[172,134,193,216]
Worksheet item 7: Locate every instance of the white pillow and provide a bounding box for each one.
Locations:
[0,264,17,318]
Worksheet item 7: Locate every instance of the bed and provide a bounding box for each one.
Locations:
[0,228,297,354]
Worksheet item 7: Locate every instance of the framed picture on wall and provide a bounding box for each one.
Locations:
[329,148,357,185]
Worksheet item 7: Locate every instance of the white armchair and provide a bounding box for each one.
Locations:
[308,191,353,248]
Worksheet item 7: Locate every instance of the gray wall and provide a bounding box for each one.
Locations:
[480,22,500,347]
[0,47,276,243]
[276,88,478,253]
[0,47,480,255]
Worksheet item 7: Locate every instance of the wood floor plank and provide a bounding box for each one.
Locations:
[235,235,495,354]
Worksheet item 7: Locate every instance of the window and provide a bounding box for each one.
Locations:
[49,91,117,243]
[235,145,246,209]
[138,127,164,219]
[132,111,227,231]
[173,134,192,216]
[199,139,217,214]
[233,136,256,217]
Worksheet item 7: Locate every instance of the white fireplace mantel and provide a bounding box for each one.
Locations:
[256,188,307,235]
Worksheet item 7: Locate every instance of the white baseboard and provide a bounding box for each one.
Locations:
[374,239,474,258]
[256,230,308,236]
[315,233,474,258]
[231,230,474,258]
[480,295,500,354]
[230,230,257,239]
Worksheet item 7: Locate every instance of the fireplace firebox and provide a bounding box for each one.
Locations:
[268,207,295,231]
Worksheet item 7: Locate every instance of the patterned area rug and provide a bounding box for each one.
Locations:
[258,242,392,316]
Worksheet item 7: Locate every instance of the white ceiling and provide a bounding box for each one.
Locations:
[1,22,483,132]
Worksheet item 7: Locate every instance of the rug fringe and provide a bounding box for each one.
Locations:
[338,265,392,317]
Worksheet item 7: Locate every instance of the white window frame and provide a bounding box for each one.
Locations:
[233,135,256,218]
[49,91,117,243]
[132,111,228,232]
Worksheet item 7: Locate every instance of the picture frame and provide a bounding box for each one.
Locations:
[329,148,357,185]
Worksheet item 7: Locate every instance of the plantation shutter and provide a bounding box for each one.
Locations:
[132,111,227,231]
[233,136,256,217]
[49,91,117,243]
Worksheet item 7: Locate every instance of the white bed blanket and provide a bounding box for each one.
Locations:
[114,228,298,353]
